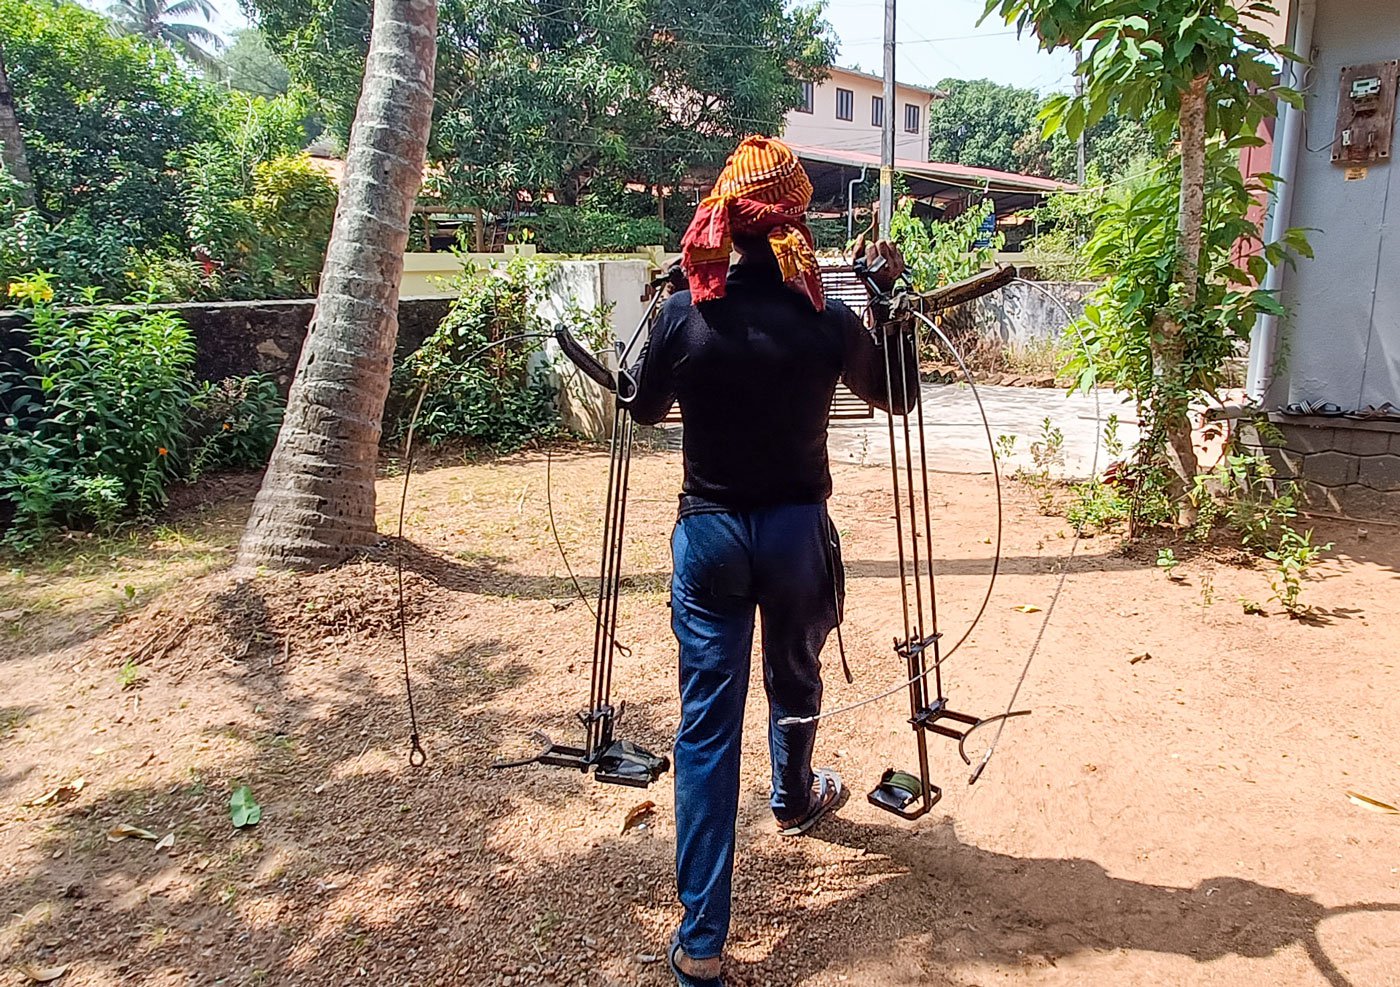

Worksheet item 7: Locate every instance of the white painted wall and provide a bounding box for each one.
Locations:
[782,68,934,161]
[535,260,657,440]
[400,247,664,297]
[1272,0,1399,412]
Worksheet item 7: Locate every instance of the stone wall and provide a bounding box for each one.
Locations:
[1248,417,1400,521]
[0,259,660,442]
[942,280,1095,347]
[0,295,457,391]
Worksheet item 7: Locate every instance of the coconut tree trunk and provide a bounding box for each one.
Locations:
[238,0,438,570]
[1152,73,1208,523]
[0,38,35,208]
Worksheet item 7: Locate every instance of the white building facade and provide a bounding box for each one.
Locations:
[782,66,941,162]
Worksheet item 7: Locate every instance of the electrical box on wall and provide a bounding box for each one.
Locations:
[1332,60,1399,165]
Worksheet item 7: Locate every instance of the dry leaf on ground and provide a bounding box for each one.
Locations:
[27,779,85,807]
[1012,604,1042,614]
[155,833,175,851]
[17,962,68,983]
[622,801,656,833]
[1130,653,1153,665]
[1345,791,1399,814]
[107,824,159,842]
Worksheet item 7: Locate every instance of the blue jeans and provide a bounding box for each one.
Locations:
[670,503,842,960]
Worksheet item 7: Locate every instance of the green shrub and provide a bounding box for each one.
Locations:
[246,154,338,290]
[186,375,285,479]
[526,207,668,254]
[807,217,851,251]
[889,198,1003,292]
[391,258,560,451]
[184,150,338,300]
[0,0,221,300]
[0,10,322,305]
[0,276,198,547]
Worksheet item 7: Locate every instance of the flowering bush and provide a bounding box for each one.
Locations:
[0,276,274,549]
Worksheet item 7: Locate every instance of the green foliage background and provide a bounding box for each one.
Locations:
[0,0,221,297]
[245,0,837,209]
[927,77,1155,180]
[0,3,332,302]
[0,277,283,548]
[390,259,561,452]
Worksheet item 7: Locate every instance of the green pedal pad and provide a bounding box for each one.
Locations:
[868,768,941,820]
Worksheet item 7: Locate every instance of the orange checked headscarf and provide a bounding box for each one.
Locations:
[680,136,825,311]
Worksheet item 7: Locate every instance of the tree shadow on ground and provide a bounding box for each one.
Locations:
[7,619,1397,987]
[737,811,1399,987]
[390,537,671,603]
[844,553,1148,579]
[0,614,682,985]
[1287,605,1365,627]
[1308,516,1400,579]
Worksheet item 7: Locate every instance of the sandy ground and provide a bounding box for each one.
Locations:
[1,450,1398,987]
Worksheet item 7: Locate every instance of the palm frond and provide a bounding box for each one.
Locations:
[163,22,225,50]
[164,0,218,22]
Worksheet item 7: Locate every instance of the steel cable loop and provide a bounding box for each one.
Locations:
[778,306,1003,727]
[779,281,1105,749]
[395,325,645,765]
[966,278,1103,783]
[395,330,556,765]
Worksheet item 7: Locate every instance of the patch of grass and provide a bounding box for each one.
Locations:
[1003,337,1069,381]
[531,909,561,947]
[118,659,142,691]
[0,706,32,741]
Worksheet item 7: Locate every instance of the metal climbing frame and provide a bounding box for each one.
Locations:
[855,261,1030,820]
[527,276,675,788]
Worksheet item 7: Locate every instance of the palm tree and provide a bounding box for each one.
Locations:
[0,37,34,208]
[238,0,439,570]
[107,0,223,68]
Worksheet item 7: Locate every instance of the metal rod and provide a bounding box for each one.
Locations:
[600,413,634,715]
[847,165,869,243]
[776,311,1007,729]
[617,282,668,369]
[879,335,914,656]
[894,330,929,712]
[588,402,627,754]
[909,314,946,703]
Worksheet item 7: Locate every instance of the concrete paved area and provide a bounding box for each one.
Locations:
[826,382,1138,478]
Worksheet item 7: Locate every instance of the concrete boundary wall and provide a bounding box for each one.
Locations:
[1247,417,1400,522]
[942,280,1095,348]
[0,295,456,392]
[0,259,659,403]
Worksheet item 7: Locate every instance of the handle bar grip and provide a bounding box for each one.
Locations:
[554,323,616,392]
[918,263,1017,313]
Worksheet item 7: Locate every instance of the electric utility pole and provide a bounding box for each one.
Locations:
[879,0,896,233]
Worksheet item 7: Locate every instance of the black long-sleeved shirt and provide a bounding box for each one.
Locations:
[625,259,921,513]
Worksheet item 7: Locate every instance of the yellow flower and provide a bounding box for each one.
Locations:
[6,279,54,304]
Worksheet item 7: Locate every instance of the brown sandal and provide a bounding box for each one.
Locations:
[777,768,843,837]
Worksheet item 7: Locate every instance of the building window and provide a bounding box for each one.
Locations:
[796,81,814,114]
[904,102,921,134]
[871,95,884,128]
[835,87,854,121]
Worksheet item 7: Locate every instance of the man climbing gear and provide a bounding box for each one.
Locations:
[777,263,1107,814]
[491,273,680,788]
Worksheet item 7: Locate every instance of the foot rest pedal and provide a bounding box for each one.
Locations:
[868,768,941,820]
[593,739,670,788]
